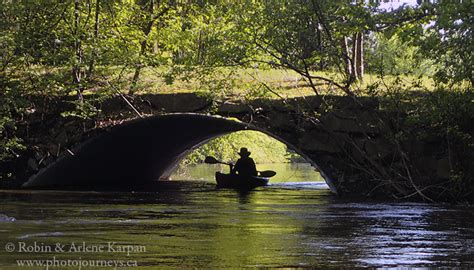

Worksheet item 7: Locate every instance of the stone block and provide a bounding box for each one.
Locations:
[414,156,437,176]
[321,111,380,133]
[266,112,297,130]
[299,131,341,153]
[144,93,209,112]
[27,158,38,172]
[269,100,296,112]
[100,98,127,114]
[289,96,323,110]
[55,130,68,145]
[364,138,393,159]
[436,158,451,179]
[326,95,379,110]
[217,102,252,114]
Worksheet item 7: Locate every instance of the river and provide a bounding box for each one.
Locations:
[0,163,473,269]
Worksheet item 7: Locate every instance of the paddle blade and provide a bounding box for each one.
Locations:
[259,170,277,177]
[204,156,219,164]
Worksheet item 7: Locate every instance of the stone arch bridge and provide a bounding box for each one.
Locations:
[24,93,438,195]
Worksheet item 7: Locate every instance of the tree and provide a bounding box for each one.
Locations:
[422,1,473,85]
[129,0,171,94]
[228,0,374,93]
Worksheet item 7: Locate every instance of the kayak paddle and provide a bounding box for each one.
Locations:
[258,170,277,177]
[204,156,277,178]
[204,156,230,165]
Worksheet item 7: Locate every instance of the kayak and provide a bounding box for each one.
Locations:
[215,172,269,189]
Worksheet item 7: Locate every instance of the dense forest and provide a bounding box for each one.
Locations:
[0,0,473,201]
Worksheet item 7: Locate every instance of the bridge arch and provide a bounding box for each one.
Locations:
[23,114,336,192]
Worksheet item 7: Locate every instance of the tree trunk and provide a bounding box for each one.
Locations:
[87,0,100,79]
[351,33,359,80]
[341,36,354,82]
[350,32,364,81]
[197,30,205,64]
[355,32,364,80]
[316,26,324,69]
[129,0,155,95]
[72,0,83,101]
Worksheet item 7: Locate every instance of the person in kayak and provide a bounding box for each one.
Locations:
[231,147,258,176]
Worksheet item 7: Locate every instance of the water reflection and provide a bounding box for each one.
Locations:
[0,184,473,268]
[171,163,324,183]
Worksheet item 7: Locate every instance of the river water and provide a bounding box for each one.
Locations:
[1,164,473,269]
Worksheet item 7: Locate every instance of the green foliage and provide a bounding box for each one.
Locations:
[380,84,474,198]
[0,88,27,161]
[422,1,473,85]
[1,0,473,201]
[366,33,436,76]
[242,0,346,71]
[409,88,474,129]
[60,100,101,120]
[0,114,25,161]
[178,130,299,167]
[389,1,474,86]
[2,0,469,99]
[420,88,473,191]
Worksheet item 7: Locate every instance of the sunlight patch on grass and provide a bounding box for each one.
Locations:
[24,65,437,99]
[127,67,437,99]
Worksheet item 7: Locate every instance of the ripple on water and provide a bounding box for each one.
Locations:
[18,232,65,240]
[1,184,474,268]
[268,181,330,190]
[0,214,16,222]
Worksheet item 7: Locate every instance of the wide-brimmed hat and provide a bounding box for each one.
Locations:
[238,147,251,156]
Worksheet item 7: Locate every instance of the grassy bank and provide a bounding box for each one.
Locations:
[18,66,437,100]
[128,67,437,99]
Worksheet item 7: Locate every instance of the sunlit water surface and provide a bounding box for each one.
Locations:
[1,164,473,269]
